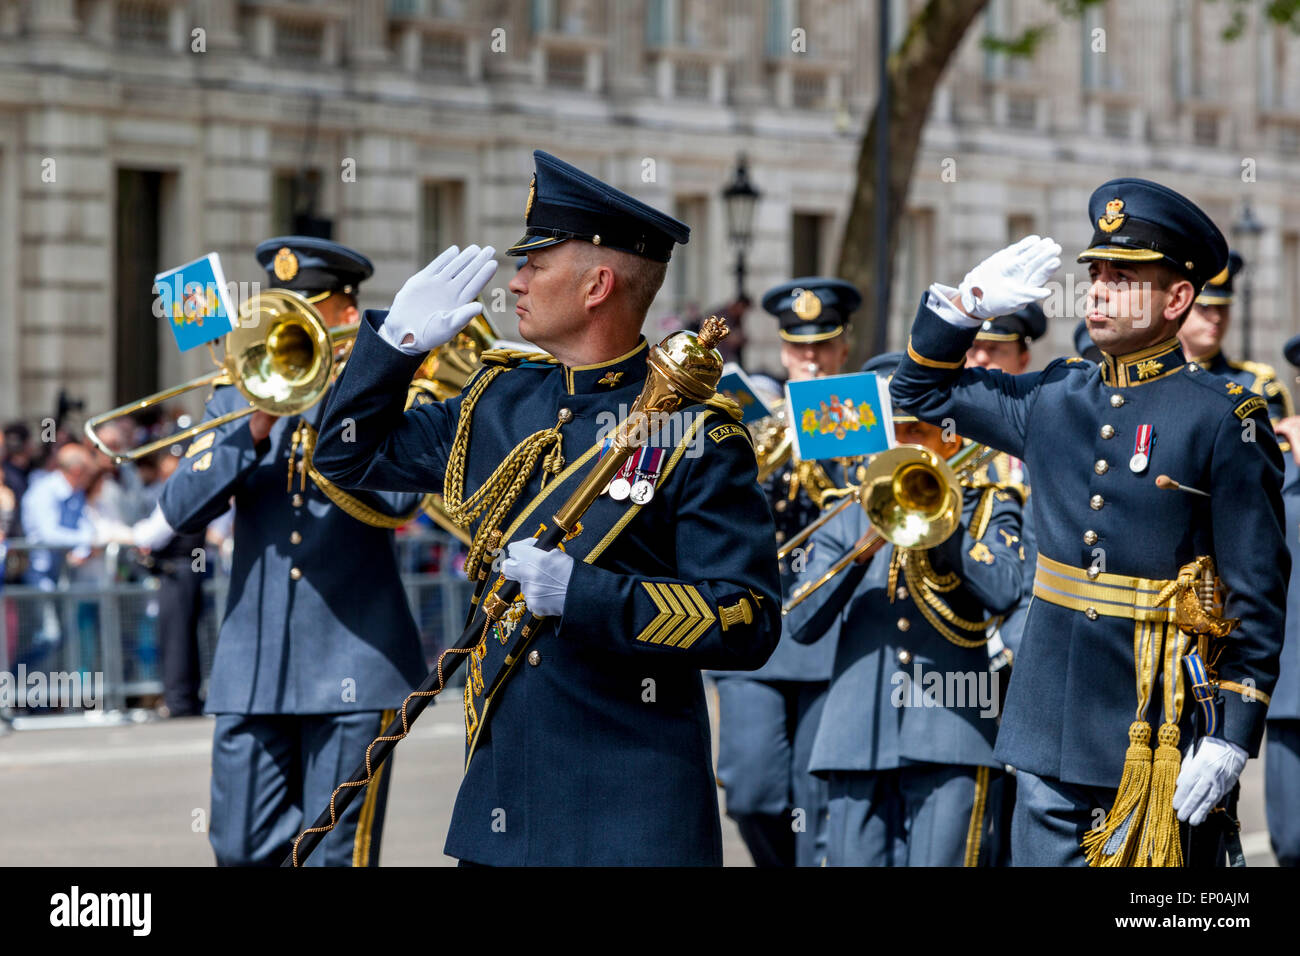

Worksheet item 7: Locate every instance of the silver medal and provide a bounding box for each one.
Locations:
[608,477,632,501]
[1129,452,1148,473]
[630,479,655,505]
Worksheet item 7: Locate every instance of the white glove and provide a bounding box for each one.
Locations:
[132,504,176,552]
[377,244,498,355]
[955,235,1061,320]
[1172,736,1247,827]
[500,537,574,620]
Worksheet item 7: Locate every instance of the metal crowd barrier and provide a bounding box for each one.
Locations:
[0,530,474,728]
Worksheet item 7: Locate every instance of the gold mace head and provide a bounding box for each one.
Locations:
[647,315,730,408]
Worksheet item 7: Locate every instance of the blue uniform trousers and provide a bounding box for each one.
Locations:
[825,764,1004,866]
[1012,770,1240,867]
[1266,721,1300,866]
[1010,770,1111,866]
[210,710,395,867]
[715,678,829,866]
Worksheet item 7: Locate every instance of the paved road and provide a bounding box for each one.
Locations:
[0,690,1279,866]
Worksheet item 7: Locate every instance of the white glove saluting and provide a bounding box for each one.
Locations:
[956,234,1061,320]
[378,244,498,355]
[1172,736,1247,827]
[500,537,574,620]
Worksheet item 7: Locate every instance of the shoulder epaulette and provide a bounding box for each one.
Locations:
[702,393,744,421]
[480,348,560,369]
[1184,365,1261,409]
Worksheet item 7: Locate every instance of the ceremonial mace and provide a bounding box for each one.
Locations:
[285,317,730,866]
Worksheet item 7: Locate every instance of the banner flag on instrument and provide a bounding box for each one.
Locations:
[786,371,894,462]
[717,364,775,425]
[154,253,237,352]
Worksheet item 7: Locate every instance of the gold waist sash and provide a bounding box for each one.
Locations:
[1032,553,1177,622]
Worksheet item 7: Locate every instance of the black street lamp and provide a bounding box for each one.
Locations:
[722,155,761,302]
[1233,202,1264,360]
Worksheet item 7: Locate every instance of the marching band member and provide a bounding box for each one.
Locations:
[785,352,1025,865]
[160,238,426,866]
[892,179,1288,866]
[314,151,780,866]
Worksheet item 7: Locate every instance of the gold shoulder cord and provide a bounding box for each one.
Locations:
[889,486,1002,649]
[441,363,570,580]
[297,424,421,529]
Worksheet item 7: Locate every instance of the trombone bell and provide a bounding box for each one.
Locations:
[84,289,353,463]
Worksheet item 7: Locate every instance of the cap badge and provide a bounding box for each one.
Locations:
[273,247,299,281]
[792,288,823,321]
[1098,198,1127,234]
[525,173,536,222]
[1207,264,1229,286]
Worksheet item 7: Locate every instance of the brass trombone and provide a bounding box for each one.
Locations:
[85,289,352,463]
[781,441,996,615]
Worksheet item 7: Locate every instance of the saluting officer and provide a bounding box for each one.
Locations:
[892,179,1288,867]
[160,237,427,867]
[1265,335,1300,867]
[1179,250,1294,423]
[785,352,1025,865]
[313,151,780,866]
[714,277,860,868]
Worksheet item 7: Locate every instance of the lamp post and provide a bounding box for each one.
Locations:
[1233,202,1263,360]
[722,155,761,302]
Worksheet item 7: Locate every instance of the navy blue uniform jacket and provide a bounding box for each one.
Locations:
[313,312,781,865]
[891,298,1287,789]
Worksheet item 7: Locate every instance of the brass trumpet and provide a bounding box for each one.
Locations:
[85,289,352,463]
[781,441,996,615]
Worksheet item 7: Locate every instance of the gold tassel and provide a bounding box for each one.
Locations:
[1082,720,1152,866]
[1135,721,1184,867]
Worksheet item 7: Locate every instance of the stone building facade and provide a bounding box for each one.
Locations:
[0,0,1297,424]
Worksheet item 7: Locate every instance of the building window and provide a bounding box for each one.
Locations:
[1279,125,1300,157]
[1007,95,1036,129]
[671,195,710,312]
[675,60,710,99]
[275,19,324,64]
[1103,105,1130,140]
[421,32,466,75]
[420,181,465,267]
[765,0,795,58]
[272,170,325,237]
[893,208,935,348]
[1193,113,1219,147]
[1285,233,1300,334]
[546,49,587,87]
[116,0,170,48]
[792,72,826,110]
[791,212,827,277]
[1007,214,1035,245]
[533,0,594,35]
